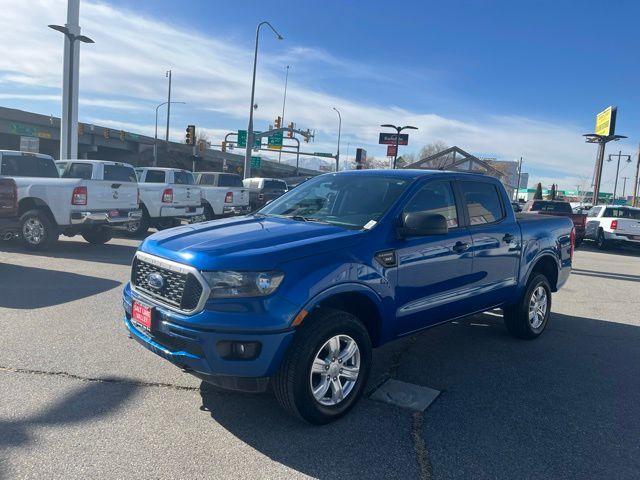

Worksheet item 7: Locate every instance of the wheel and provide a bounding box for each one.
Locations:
[203,204,216,221]
[596,229,610,250]
[503,273,551,340]
[574,237,583,249]
[81,226,113,244]
[273,309,372,424]
[125,210,149,237]
[19,209,59,251]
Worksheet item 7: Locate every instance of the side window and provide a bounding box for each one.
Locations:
[460,181,505,225]
[403,181,459,228]
[65,163,93,180]
[144,170,166,183]
[56,162,68,177]
[588,206,601,218]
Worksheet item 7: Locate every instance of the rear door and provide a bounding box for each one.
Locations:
[585,206,603,238]
[170,170,200,207]
[458,179,520,310]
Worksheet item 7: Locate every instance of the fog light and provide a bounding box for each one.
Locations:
[217,341,261,360]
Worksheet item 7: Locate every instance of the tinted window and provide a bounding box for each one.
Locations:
[144,170,166,183]
[404,181,458,228]
[264,180,287,190]
[460,181,505,225]
[103,164,137,182]
[173,171,194,185]
[217,174,243,187]
[530,201,571,213]
[62,163,93,180]
[0,154,59,178]
[588,206,602,218]
[56,162,68,176]
[198,174,215,185]
[603,208,640,220]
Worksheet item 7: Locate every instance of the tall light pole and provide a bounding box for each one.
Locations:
[278,65,290,164]
[244,21,283,179]
[154,101,185,166]
[165,70,172,142]
[333,107,342,172]
[49,0,94,160]
[607,151,631,203]
[380,124,418,169]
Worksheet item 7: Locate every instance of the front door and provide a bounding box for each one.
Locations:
[393,179,475,335]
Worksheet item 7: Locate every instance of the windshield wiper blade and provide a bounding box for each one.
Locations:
[286,215,328,224]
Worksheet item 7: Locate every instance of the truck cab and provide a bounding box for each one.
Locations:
[194,172,250,220]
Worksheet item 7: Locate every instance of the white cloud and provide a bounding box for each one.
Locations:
[0,0,626,190]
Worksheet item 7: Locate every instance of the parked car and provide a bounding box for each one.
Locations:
[126,167,203,236]
[511,201,522,212]
[0,150,141,249]
[242,177,288,210]
[523,199,586,247]
[0,177,18,240]
[122,170,574,424]
[194,172,250,220]
[584,205,640,250]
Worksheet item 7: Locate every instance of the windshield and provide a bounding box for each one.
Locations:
[258,174,410,229]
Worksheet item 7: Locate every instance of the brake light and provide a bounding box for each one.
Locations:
[610,219,618,230]
[225,191,233,204]
[570,226,575,259]
[162,188,173,203]
[72,186,87,205]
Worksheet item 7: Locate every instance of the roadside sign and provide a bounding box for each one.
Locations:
[251,156,261,168]
[20,136,39,153]
[237,130,261,148]
[313,152,334,158]
[268,131,283,150]
[595,106,617,136]
[378,133,408,145]
[386,145,397,157]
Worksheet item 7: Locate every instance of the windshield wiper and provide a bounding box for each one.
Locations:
[286,215,329,224]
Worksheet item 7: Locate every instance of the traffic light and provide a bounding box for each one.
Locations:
[104,128,110,139]
[287,122,294,138]
[274,116,281,129]
[303,129,311,143]
[221,141,227,152]
[120,130,126,142]
[198,140,206,153]
[185,125,195,145]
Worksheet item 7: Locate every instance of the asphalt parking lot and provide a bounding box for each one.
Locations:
[1,237,639,480]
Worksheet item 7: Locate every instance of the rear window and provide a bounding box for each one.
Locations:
[144,170,166,183]
[173,171,194,185]
[198,174,215,185]
[217,174,243,187]
[62,163,93,180]
[264,180,287,190]
[0,154,59,178]
[103,164,137,182]
[531,201,572,213]
[603,208,640,220]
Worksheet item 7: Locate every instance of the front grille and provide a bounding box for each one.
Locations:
[132,256,204,311]
[151,330,204,357]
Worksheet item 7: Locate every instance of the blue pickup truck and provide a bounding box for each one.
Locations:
[123,170,574,424]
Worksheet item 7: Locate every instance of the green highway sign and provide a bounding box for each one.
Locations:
[237,130,261,148]
[313,152,334,158]
[250,156,261,168]
[268,131,283,150]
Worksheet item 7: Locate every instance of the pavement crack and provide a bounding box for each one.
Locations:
[412,411,433,480]
[0,365,200,392]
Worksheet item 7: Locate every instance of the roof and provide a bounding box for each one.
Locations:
[56,159,134,167]
[329,168,500,182]
[135,167,190,172]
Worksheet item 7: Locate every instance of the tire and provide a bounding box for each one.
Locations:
[574,237,583,249]
[503,273,552,340]
[81,226,113,245]
[19,209,59,251]
[203,204,216,221]
[596,229,609,250]
[125,209,149,237]
[273,309,372,425]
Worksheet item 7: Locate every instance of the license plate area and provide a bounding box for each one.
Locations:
[109,209,120,218]
[632,235,640,240]
[132,301,154,331]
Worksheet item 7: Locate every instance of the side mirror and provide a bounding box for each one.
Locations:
[399,212,448,237]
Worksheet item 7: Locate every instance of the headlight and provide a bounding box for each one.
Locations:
[201,271,284,298]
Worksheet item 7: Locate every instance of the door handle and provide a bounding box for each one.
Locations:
[502,233,514,243]
[452,241,469,253]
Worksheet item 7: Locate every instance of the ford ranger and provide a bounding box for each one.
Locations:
[122,170,574,424]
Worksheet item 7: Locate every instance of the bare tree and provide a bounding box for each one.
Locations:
[417,141,454,169]
[367,156,391,169]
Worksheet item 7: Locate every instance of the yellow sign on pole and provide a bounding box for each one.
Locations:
[595,106,616,136]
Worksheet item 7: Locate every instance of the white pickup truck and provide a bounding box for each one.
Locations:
[194,172,251,220]
[585,204,640,249]
[126,167,203,236]
[0,150,141,250]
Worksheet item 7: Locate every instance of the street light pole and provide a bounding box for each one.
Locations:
[278,65,290,164]
[380,124,418,169]
[607,151,631,203]
[154,101,185,166]
[165,70,172,142]
[49,0,93,160]
[333,107,341,172]
[244,21,283,179]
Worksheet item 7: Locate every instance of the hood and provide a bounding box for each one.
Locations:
[140,215,363,271]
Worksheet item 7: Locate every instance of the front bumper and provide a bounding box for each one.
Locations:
[159,205,204,218]
[122,285,295,390]
[70,209,142,225]
[222,205,251,216]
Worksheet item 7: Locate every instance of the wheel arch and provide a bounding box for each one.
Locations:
[526,254,559,292]
[18,197,57,226]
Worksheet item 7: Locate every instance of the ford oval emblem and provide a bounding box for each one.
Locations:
[147,272,164,290]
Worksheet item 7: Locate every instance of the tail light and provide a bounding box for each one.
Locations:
[162,188,173,203]
[224,191,234,204]
[72,186,87,205]
[570,226,575,259]
[610,219,618,230]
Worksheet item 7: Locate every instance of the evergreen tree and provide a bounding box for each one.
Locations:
[534,182,543,200]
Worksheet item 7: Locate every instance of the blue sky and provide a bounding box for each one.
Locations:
[2,0,640,191]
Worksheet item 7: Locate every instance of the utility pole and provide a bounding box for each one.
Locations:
[515,156,523,201]
[621,176,629,201]
[333,107,341,172]
[607,151,631,204]
[278,65,290,164]
[634,144,640,207]
[165,70,172,142]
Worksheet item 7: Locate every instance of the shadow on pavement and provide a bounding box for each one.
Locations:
[0,377,138,450]
[572,268,640,283]
[0,263,121,309]
[399,312,640,480]
[0,238,139,266]
[579,241,640,257]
